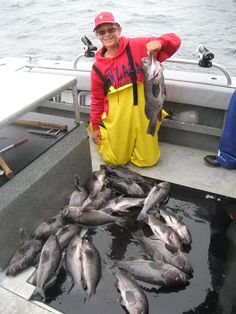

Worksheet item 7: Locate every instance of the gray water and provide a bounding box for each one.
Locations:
[1,0,236,76]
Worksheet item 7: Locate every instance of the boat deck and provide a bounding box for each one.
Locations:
[90,138,236,200]
[0,133,235,314]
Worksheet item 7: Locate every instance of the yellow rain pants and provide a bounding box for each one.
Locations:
[91,83,167,167]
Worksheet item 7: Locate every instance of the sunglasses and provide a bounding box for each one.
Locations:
[96,27,118,36]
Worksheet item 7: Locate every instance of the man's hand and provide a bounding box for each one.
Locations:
[146,40,162,54]
[92,129,102,145]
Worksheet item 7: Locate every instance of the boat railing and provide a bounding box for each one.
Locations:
[165,57,232,86]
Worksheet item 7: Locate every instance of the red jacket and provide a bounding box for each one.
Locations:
[90,34,181,131]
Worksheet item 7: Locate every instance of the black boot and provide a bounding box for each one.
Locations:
[204,155,221,167]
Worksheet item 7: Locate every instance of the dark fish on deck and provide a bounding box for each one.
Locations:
[100,164,145,183]
[56,224,81,251]
[100,195,145,215]
[62,206,127,227]
[107,176,148,197]
[113,269,148,314]
[142,53,165,136]
[68,176,89,207]
[32,214,65,240]
[6,239,43,276]
[132,229,193,276]
[65,235,83,291]
[68,187,88,208]
[137,181,170,222]
[30,234,62,302]
[86,169,106,196]
[81,239,102,298]
[116,259,189,288]
[147,215,183,251]
[159,208,192,246]
[85,188,114,210]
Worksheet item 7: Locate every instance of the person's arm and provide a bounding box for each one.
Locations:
[155,33,181,61]
[146,33,181,62]
[90,69,105,145]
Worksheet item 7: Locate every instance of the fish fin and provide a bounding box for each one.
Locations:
[68,282,75,294]
[30,287,45,302]
[32,273,37,286]
[164,243,179,254]
[79,227,88,238]
[157,110,162,122]
[136,279,161,292]
[149,234,160,240]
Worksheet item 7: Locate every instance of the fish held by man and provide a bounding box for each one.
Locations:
[142,53,165,136]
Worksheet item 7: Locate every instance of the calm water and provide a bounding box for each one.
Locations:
[1,0,236,76]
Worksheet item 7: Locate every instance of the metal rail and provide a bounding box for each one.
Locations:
[165,58,232,86]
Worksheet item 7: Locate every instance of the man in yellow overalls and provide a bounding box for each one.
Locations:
[90,11,181,167]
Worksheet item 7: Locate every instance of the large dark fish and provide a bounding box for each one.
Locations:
[137,181,170,222]
[32,214,65,240]
[65,235,83,291]
[100,195,145,215]
[142,53,165,136]
[6,239,43,276]
[100,164,146,183]
[30,235,62,302]
[159,208,192,246]
[147,215,183,251]
[132,229,193,276]
[107,176,148,198]
[81,239,102,298]
[116,259,189,288]
[114,270,148,314]
[62,206,127,227]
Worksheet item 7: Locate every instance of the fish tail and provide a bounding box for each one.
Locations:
[146,122,156,137]
[30,287,45,302]
[137,211,148,222]
[116,217,128,227]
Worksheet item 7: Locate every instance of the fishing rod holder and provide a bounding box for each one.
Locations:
[197,44,214,68]
[80,35,97,58]
[73,35,97,69]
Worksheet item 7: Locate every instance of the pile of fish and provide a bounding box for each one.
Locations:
[5,164,193,313]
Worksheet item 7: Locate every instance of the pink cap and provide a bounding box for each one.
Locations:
[93,11,119,31]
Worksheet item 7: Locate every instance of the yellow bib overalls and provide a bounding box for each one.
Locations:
[92,82,167,167]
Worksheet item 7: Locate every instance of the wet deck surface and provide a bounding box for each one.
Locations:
[43,181,236,314]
